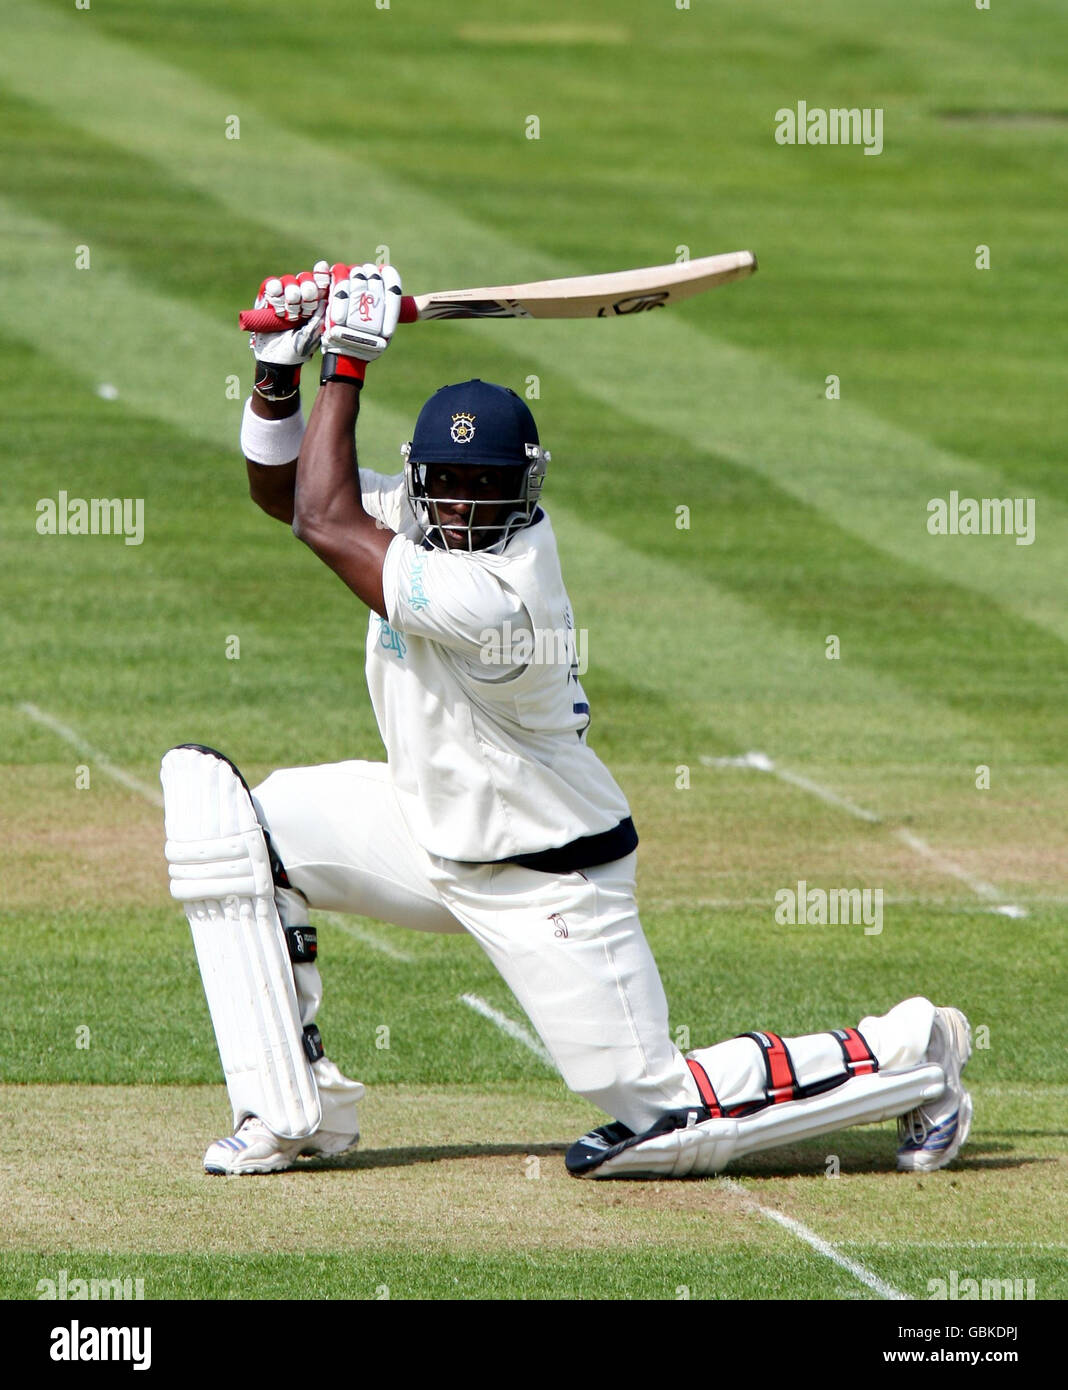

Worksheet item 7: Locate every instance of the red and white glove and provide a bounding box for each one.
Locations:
[320,262,403,386]
[249,261,330,400]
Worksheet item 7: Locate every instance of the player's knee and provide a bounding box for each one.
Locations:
[249,769,298,837]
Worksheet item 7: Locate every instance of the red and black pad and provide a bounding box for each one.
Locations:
[734,1026,881,1115]
[832,1027,879,1077]
[686,1057,723,1117]
[741,1030,800,1104]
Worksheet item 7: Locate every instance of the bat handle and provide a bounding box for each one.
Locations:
[238,296,419,332]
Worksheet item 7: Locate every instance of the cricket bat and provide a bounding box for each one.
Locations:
[238,250,756,333]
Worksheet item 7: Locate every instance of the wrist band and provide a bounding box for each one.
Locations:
[253,360,301,401]
[240,397,305,466]
[320,352,366,387]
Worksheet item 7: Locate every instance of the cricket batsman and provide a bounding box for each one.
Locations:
[160,261,972,1178]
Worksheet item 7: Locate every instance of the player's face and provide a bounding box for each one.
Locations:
[425,464,520,550]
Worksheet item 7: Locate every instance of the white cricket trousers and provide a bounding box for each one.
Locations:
[254,760,935,1137]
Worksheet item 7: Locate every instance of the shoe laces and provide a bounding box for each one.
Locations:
[899,1107,932,1147]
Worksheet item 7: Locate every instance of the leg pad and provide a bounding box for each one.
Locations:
[568,1065,946,1178]
[162,745,322,1139]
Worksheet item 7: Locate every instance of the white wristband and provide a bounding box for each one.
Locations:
[240,397,305,466]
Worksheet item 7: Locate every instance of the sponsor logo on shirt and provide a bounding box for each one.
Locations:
[408,553,431,610]
[375,617,407,660]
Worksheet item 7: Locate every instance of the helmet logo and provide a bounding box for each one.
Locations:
[450,412,476,444]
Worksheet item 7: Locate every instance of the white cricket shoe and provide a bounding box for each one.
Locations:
[203,1116,358,1175]
[896,1006,973,1172]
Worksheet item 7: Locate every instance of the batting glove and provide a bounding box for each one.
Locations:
[320,262,403,386]
[249,262,330,400]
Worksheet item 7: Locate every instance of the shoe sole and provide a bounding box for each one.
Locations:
[204,1157,296,1176]
[203,1142,299,1176]
[204,1136,358,1175]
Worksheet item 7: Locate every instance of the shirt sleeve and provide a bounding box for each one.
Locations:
[358,469,411,533]
[382,532,532,671]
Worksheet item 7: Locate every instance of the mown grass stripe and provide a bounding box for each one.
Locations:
[4,0,1066,641]
[1,201,1026,779]
[1,0,560,289]
[0,193,413,449]
[552,511,1038,767]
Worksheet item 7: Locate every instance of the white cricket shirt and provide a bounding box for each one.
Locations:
[359,469,633,862]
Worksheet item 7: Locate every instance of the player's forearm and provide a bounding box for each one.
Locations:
[244,392,301,523]
[293,381,365,532]
[293,381,392,615]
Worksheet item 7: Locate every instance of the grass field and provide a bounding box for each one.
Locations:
[1,0,1065,1305]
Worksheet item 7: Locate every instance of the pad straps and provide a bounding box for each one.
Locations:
[832,1026,879,1076]
[741,1031,799,1104]
[740,1027,880,1110]
[686,1057,723,1117]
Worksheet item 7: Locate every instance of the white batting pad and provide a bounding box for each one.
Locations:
[585,1065,946,1179]
[161,746,322,1139]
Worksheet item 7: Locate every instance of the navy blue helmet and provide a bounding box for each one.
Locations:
[402,380,550,551]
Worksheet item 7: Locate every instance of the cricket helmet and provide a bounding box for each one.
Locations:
[401,380,550,551]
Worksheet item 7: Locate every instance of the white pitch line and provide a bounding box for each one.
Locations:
[460,993,555,1069]
[700,750,1025,916]
[329,918,416,963]
[846,1240,1068,1251]
[894,828,1000,902]
[719,1178,910,1301]
[701,751,881,822]
[18,702,163,807]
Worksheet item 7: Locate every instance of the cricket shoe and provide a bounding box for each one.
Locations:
[203,1116,359,1175]
[896,1006,973,1172]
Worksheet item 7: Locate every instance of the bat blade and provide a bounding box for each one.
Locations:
[413,250,756,320]
[238,251,756,333]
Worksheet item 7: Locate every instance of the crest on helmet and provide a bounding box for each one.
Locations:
[450,412,476,444]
